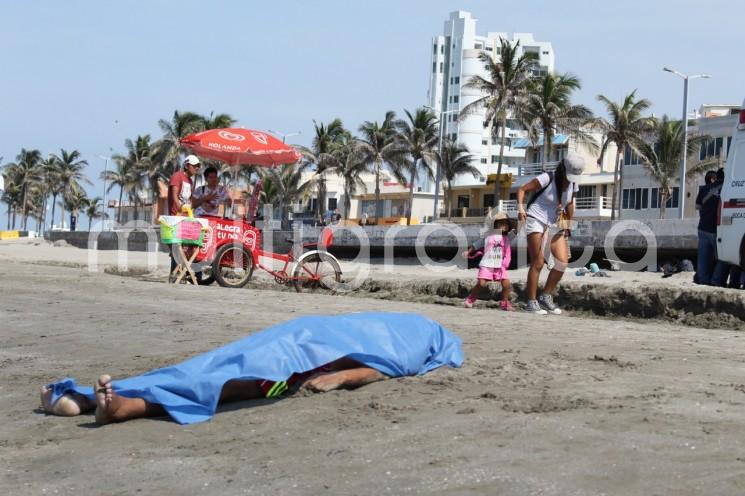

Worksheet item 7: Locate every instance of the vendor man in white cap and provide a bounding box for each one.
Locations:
[167,154,201,281]
[516,151,586,316]
[168,154,201,216]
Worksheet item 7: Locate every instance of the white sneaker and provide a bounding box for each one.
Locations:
[525,300,548,315]
[538,294,562,315]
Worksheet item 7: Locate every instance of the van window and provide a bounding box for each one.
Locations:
[733,141,745,180]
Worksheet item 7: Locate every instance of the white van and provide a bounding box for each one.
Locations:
[716,99,745,266]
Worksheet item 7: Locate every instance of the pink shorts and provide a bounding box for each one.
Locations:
[477,266,508,281]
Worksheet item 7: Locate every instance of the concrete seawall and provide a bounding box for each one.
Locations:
[45,218,700,266]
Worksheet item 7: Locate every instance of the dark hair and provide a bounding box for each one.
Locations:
[705,170,717,184]
[493,217,509,230]
[203,166,218,178]
[554,158,567,202]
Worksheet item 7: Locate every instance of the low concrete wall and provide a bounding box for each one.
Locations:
[45,219,700,265]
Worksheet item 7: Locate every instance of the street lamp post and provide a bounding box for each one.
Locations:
[663,67,712,219]
[425,106,459,221]
[267,130,301,144]
[97,155,111,231]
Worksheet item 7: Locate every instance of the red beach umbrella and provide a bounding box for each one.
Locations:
[180,128,302,167]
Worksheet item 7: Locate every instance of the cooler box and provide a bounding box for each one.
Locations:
[159,216,209,246]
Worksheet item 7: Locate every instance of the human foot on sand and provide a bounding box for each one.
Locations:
[94,374,124,425]
[40,386,92,416]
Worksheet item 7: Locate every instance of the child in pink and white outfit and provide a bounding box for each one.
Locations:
[463,213,514,310]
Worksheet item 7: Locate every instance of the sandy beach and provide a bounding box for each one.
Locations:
[2,241,745,495]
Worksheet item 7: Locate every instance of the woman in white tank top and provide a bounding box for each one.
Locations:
[516,152,586,315]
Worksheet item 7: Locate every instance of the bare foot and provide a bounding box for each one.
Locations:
[94,374,123,425]
[40,386,90,416]
[303,372,346,393]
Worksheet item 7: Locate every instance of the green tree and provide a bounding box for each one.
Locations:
[62,189,88,231]
[52,149,90,229]
[7,149,43,230]
[153,111,204,180]
[395,108,439,225]
[298,119,348,219]
[327,137,367,220]
[595,90,656,220]
[356,112,405,220]
[102,159,131,224]
[84,196,106,230]
[435,140,481,219]
[460,38,538,202]
[639,116,714,219]
[520,73,596,172]
[259,163,313,228]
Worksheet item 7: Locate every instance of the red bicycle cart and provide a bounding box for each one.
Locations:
[190,216,342,292]
[177,127,343,292]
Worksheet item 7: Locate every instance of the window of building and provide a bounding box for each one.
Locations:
[483,194,495,207]
[327,198,337,210]
[666,187,680,208]
[641,188,649,209]
[457,195,470,209]
[450,133,457,141]
[433,44,438,55]
[453,95,459,103]
[474,43,483,49]
[454,76,459,84]
[485,46,493,52]
[439,62,443,73]
[480,157,488,164]
[481,139,488,145]
[491,155,499,163]
[651,187,659,208]
[624,145,642,165]
[577,185,595,198]
[441,45,444,54]
[432,62,436,73]
[496,47,501,55]
[542,50,549,55]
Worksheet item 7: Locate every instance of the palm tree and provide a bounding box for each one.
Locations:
[327,137,368,220]
[460,38,538,202]
[395,108,439,225]
[1,163,21,229]
[8,149,43,230]
[152,111,204,181]
[52,149,90,229]
[102,158,131,224]
[595,90,656,220]
[62,189,88,231]
[202,112,235,130]
[84,196,106,230]
[638,116,714,219]
[435,140,481,219]
[259,163,313,228]
[121,135,154,221]
[298,119,348,219]
[520,73,596,172]
[356,111,405,220]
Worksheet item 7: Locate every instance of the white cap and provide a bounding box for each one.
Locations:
[563,151,585,182]
[183,154,201,166]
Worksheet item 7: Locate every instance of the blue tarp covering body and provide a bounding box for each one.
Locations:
[48,312,463,424]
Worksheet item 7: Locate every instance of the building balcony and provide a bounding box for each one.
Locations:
[439,196,613,222]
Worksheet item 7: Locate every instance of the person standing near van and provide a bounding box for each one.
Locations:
[516,152,585,315]
[695,169,723,285]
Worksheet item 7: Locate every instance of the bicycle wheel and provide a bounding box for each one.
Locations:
[213,244,254,288]
[292,251,342,293]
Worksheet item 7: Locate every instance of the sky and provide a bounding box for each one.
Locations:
[1,0,742,227]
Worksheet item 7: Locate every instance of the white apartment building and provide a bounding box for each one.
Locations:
[428,11,555,188]
[620,105,739,220]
